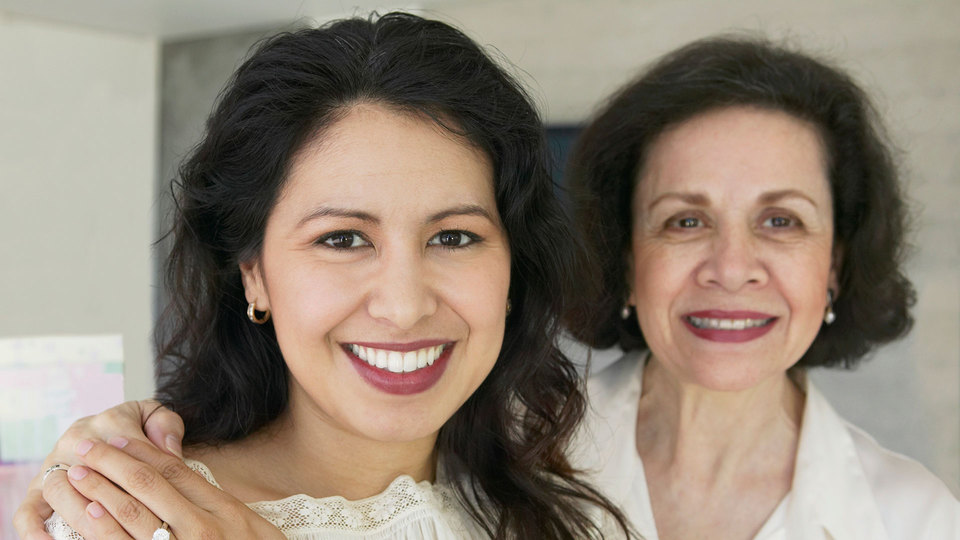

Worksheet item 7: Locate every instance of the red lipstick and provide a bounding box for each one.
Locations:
[682,310,777,343]
[343,341,453,395]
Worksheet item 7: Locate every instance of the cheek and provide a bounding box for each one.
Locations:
[631,240,695,306]
[437,256,510,344]
[266,261,361,338]
[772,248,833,313]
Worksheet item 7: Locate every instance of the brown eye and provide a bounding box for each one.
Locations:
[428,230,479,248]
[763,216,795,228]
[440,232,463,246]
[677,217,700,228]
[319,231,369,249]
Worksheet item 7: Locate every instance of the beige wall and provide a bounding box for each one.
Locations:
[0,13,158,401]
[425,0,959,495]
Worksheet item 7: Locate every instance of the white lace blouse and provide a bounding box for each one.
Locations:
[45,460,488,539]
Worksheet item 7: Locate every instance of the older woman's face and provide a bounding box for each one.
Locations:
[240,104,510,443]
[629,106,837,391]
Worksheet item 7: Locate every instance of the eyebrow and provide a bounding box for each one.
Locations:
[646,192,709,210]
[647,189,819,210]
[297,203,495,228]
[297,206,379,228]
[427,204,495,223]
[757,189,819,208]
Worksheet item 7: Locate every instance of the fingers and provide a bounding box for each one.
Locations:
[12,485,54,540]
[37,466,108,540]
[106,437,218,508]
[139,400,185,458]
[73,437,215,528]
[45,401,153,472]
[91,401,157,445]
[14,401,176,540]
[65,464,157,539]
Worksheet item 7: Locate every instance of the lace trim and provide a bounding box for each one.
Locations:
[187,460,467,534]
[45,516,84,540]
[46,460,472,538]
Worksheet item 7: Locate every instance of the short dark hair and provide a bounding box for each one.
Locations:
[567,35,915,369]
[155,12,626,538]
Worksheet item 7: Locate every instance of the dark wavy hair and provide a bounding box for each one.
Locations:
[154,12,628,539]
[567,35,915,369]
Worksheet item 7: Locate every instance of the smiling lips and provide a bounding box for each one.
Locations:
[682,310,777,343]
[343,341,453,395]
[349,343,446,373]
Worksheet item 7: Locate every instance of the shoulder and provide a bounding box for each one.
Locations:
[580,349,644,437]
[845,422,960,537]
[572,350,646,502]
[584,349,645,402]
[795,383,959,538]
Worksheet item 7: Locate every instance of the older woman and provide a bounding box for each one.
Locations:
[15,12,627,540]
[567,36,959,539]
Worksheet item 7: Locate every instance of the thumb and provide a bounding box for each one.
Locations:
[140,399,185,458]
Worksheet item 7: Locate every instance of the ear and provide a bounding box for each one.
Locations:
[625,250,637,306]
[239,258,270,310]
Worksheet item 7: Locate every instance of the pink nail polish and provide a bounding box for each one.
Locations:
[108,436,129,449]
[68,466,88,480]
[75,440,94,456]
[87,501,105,519]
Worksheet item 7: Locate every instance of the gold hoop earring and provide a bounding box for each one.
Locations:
[506,298,512,316]
[247,302,271,324]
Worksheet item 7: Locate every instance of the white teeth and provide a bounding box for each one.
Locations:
[347,343,447,373]
[688,316,772,330]
[403,351,417,373]
[417,349,427,369]
[388,351,403,373]
[376,349,388,369]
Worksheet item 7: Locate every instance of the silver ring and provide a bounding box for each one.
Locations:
[41,464,70,486]
[152,522,171,540]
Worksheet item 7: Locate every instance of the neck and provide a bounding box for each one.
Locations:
[635,356,804,485]
[189,390,438,502]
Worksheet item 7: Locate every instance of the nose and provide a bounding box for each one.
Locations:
[365,247,437,330]
[695,226,768,291]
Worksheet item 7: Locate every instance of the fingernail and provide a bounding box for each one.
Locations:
[166,434,183,458]
[108,436,129,449]
[75,439,94,456]
[87,501,105,519]
[68,465,88,480]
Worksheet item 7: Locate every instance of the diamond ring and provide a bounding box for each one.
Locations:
[152,521,171,540]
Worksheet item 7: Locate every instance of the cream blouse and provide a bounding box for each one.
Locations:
[45,460,487,539]
[573,350,960,540]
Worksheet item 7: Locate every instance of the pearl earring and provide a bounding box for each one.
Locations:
[824,290,836,325]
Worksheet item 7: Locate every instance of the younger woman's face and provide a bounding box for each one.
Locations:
[241,104,510,443]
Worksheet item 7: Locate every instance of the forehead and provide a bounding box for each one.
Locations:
[277,104,495,214]
[637,106,830,203]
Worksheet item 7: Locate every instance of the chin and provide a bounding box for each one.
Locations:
[685,361,788,393]
[357,410,448,443]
